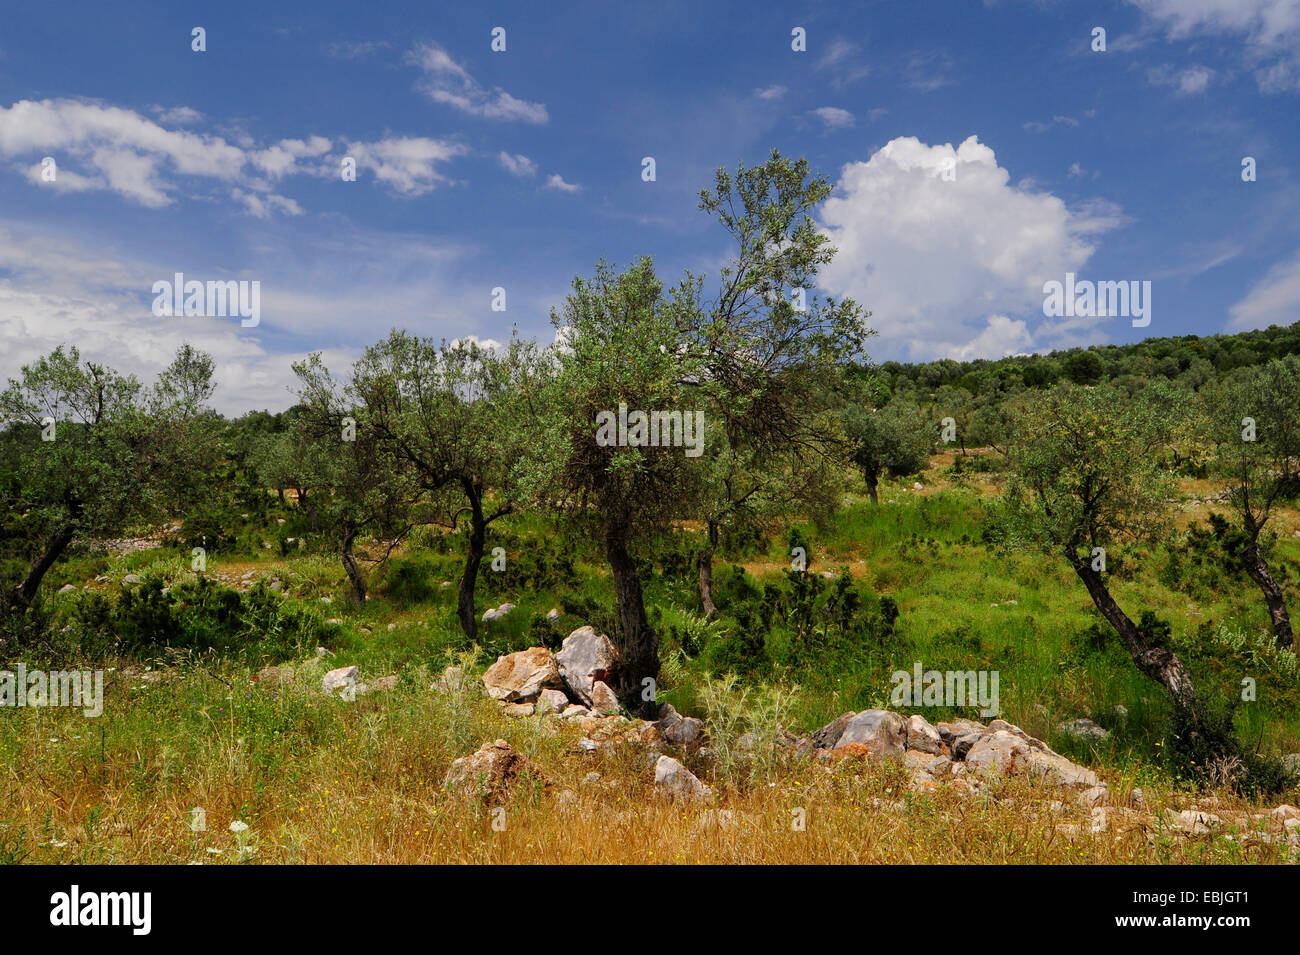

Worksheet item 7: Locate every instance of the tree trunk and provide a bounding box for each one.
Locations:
[277,487,286,506]
[606,524,658,716]
[341,521,366,605]
[1073,561,1201,715]
[456,477,486,645]
[1241,539,1294,650]
[697,520,719,618]
[865,471,879,504]
[11,524,76,608]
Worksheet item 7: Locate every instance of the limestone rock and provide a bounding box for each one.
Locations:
[482,647,562,702]
[905,714,945,754]
[555,626,618,706]
[654,755,710,802]
[835,710,907,756]
[1059,718,1110,743]
[322,665,359,695]
[965,731,1033,776]
[443,739,549,804]
[590,680,620,716]
[810,712,857,750]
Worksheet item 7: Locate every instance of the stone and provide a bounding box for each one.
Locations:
[1059,718,1110,743]
[964,731,1033,776]
[322,665,359,695]
[58,584,76,594]
[654,755,710,802]
[546,607,561,622]
[936,719,985,745]
[558,703,592,719]
[555,626,618,706]
[482,602,516,623]
[905,714,945,754]
[1077,785,1109,807]
[1026,749,1101,789]
[369,675,399,692]
[122,574,141,585]
[834,710,907,756]
[443,739,549,804]
[433,665,472,695]
[504,701,535,718]
[536,688,571,715]
[1281,754,1300,779]
[810,712,857,750]
[951,733,982,760]
[1174,810,1221,834]
[590,680,621,716]
[481,647,562,702]
[653,704,704,745]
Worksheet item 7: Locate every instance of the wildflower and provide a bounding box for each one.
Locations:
[229,820,249,833]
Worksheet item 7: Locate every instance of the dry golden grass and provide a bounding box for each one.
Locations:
[3,681,1294,865]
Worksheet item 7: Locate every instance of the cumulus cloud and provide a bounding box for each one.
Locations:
[149,105,203,126]
[498,151,536,177]
[810,107,854,129]
[1127,0,1300,92]
[343,137,468,196]
[544,173,581,193]
[817,135,1121,360]
[0,98,467,210]
[0,219,493,414]
[408,43,548,122]
[1228,249,1300,331]
[940,315,1034,361]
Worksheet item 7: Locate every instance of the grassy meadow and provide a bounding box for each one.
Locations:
[3,450,1300,865]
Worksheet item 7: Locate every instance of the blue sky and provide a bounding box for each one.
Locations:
[0,0,1297,413]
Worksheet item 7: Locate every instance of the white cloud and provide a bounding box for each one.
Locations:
[1024,115,1079,133]
[544,173,581,193]
[754,85,787,100]
[408,43,548,123]
[810,107,854,129]
[1127,0,1300,92]
[0,99,463,211]
[1147,63,1215,94]
[0,219,496,414]
[498,151,536,177]
[150,105,203,126]
[817,135,1120,360]
[342,137,468,196]
[250,136,333,178]
[941,315,1033,361]
[1228,249,1300,331]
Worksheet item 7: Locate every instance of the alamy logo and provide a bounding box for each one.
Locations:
[1042,272,1151,328]
[0,665,103,717]
[891,662,999,717]
[595,402,704,458]
[50,885,151,935]
[152,272,261,327]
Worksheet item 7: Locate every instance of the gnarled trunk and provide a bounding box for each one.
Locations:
[11,524,76,608]
[697,519,719,618]
[606,524,658,716]
[1073,561,1200,715]
[456,477,486,645]
[341,520,366,605]
[1241,539,1294,650]
[865,471,879,504]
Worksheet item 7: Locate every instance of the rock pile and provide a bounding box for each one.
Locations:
[804,709,1102,794]
[481,627,623,718]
